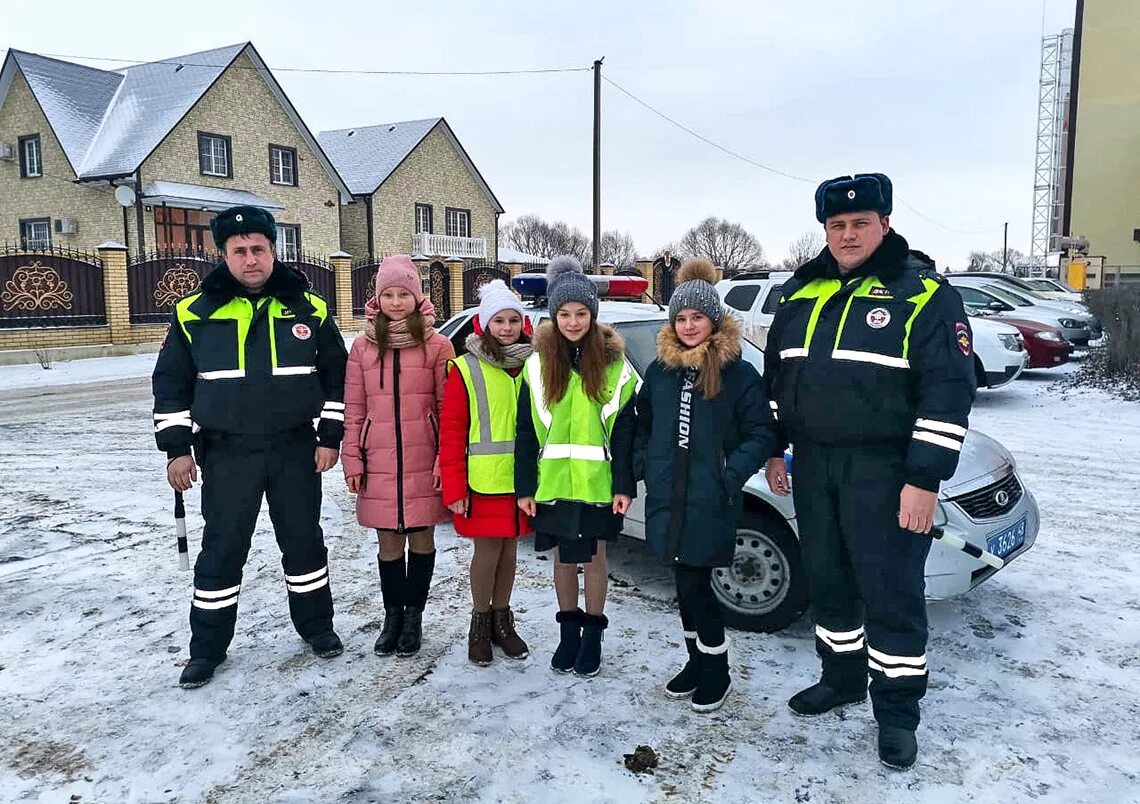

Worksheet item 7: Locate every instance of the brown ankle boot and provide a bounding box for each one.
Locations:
[468,610,493,666]
[491,607,530,660]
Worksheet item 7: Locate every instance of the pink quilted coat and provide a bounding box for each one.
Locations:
[342,332,454,531]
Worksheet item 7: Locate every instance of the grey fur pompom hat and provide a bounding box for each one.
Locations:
[546,256,599,319]
[668,258,725,328]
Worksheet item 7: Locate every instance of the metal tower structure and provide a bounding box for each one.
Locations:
[1029,29,1073,277]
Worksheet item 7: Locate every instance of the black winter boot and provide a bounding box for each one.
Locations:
[307,630,343,658]
[396,606,423,657]
[878,725,918,770]
[179,658,220,689]
[691,640,731,712]
[375,556,406,656]
[665,635,700,699]
[551,609,583,673]
[574,613,608,677]
[787,681,867,716]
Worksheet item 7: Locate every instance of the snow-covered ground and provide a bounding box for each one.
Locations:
[1,362,1138,804]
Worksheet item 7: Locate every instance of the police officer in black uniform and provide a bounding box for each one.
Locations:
[152,205,348,688]
[764,174,975,769]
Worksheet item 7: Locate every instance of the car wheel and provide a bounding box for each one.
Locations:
[712,508,808,633]
[973,355,988,389]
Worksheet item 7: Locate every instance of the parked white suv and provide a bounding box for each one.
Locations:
[715,274,1027,389]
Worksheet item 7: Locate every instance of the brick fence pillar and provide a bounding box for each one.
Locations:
[97,241,130,344]
[635,258,654,301]
[446,259,466,310]
[330,251,353,324]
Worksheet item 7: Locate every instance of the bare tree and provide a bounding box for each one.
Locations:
[500,215,592,266]
[781,230,826,270]
[967,248,1028,273]
[678,217,766,275]
[652,242,689,261]
[598,230,637,271]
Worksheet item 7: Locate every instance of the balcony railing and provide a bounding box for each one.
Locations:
[413,232,486,259]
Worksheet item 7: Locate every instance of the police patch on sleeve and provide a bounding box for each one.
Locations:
[292,323,312,340]
[955,322,971,355]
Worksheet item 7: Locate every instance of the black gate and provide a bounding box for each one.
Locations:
[351,258,380,317]
[429,261,452,320]
[1,246,106,328]
[653,254,681,303]
[127,248,213,325]
[462,260,509,309]
[288,254,337,316]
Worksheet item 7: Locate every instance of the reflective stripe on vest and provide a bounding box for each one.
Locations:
[452,353,522,495]
[780,275,939,368]
[524,352,637,505]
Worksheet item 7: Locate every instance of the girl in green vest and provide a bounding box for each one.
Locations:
[514,256,638,677]
[439,280,535,666]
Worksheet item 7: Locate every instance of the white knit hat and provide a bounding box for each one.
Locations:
[476,279,525,330]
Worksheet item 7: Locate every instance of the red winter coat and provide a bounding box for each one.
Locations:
[439,365,533,538]
[342,333,453,531]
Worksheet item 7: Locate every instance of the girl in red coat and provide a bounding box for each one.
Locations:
[439,280,534,665]
[343,255,454,659]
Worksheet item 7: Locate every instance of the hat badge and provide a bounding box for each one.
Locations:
[847,189,856,200]
[235,213,243,222]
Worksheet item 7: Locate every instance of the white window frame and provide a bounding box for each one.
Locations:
[276,224,300,262]
[415,203,433,234]
[21,219,51,249]
[270,145,296,186]
[199,133,230,177]
[20,135,42,178]
[445,208,470,238]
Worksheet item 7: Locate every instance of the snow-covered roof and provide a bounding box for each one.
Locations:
[0,44,350,199]
[319,118,504,212]
[2,50,123,174]
[142,180,284,211]
[497,247,548,264]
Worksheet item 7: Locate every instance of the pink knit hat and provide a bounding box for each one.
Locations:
[373,254,423,302]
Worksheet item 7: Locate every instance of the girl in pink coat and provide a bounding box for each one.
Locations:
[343,255,454,658]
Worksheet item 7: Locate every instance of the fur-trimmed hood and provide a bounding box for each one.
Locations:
[656,313,742,371]
[533,320,625,364]
[655,314,743,398]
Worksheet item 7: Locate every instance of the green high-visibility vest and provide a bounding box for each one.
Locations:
[451,353,523,495]
[524,352,637,505]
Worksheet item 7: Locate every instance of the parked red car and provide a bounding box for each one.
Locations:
[971,315,1072,368]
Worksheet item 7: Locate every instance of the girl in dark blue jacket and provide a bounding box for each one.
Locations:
[633,258,776,712]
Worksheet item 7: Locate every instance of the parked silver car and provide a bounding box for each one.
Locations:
[439,298,1039,632]
[948,275,1101,346]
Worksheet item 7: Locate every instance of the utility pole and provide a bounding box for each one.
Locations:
[1003,221,1009,271]
[593,57,604,272]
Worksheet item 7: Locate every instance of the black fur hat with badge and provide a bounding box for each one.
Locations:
[814,173,893,223]
[209,205,278,250]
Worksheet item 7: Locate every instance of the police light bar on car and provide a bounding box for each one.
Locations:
[511,272,648,300]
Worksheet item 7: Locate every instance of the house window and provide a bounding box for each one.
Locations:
[154,207,214,251]
[276,224,300,262]
[445,208,470,238]
[19,135,42,178]
[20,218,51,249]
[198,132,232,177]
[269,145,297,186]
[415,203,433,234]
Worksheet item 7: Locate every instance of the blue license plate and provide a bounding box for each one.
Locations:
[986,518,1027,559]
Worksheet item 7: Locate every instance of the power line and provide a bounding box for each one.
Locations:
[28,51,591,76]
[604,74,1003,236]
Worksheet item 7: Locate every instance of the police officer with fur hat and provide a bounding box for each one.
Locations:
[763,175,976,768]
[152,205,348,688]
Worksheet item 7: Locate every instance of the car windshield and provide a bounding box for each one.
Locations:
[981,283,1032,307]
[613,320,766,377]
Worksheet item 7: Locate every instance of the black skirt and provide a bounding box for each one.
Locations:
[533,499,623,564]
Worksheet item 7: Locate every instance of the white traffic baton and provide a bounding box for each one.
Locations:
[174,491,190,571]
[929,525,1004,570]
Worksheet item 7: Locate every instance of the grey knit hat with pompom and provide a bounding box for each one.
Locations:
[668,258,725,328]
[546,255,599,319]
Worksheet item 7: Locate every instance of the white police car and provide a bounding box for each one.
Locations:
[438,273,1040,632]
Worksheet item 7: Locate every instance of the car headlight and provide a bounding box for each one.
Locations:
[1058,318,1084,329]
[997,333,1020,351]
[1033,331,1062,342]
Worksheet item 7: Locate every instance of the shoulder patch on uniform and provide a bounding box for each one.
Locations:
[955,321,971,355]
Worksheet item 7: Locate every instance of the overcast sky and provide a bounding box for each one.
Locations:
[3,0,1077,268]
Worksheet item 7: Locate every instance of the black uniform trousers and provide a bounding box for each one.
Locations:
[792,442,932,730]
[190,429,334,662]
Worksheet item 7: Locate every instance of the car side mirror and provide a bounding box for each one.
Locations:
[989,301,1010,312]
